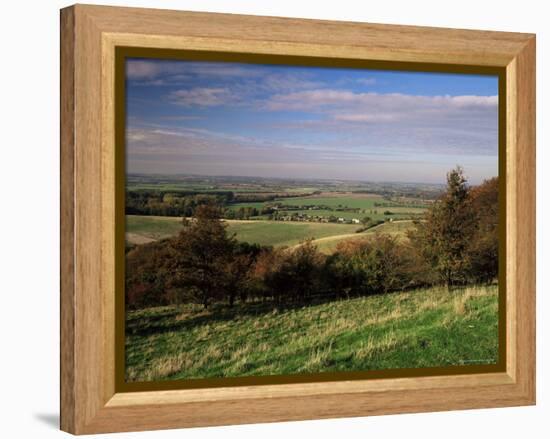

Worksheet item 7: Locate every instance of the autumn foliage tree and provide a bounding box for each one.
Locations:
[257,241,325,304]
[409,167,499,288]
[225,242,263,306]
[125,240,172,309]
[166,204,236,308]
[467,177,499,283]
[409,167,476,288]
[326,233,424,297]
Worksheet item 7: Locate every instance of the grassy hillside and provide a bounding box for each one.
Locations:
[126,215,362,248]
[126,284,498,382]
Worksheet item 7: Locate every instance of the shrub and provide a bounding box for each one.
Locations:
[261,240,325,303]
[125,240,172,309]
[326,233,425,297]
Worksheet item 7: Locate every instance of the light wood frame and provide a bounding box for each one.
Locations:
[60,4,536,434]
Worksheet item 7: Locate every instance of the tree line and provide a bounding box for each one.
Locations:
[126,167,498,310]
[126,191,233,217]
[126,189,318,218]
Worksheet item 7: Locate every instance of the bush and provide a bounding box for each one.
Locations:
[326,234,429,297]
[260,240,325,303]
[125,240,172,309]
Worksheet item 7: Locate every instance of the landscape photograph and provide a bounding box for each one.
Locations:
[123,58,500,383]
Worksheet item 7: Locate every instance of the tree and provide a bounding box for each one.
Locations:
[467,177,499,283]
[327,233,420,297]
[248,248,278,302]
[361,216,372,226]
[409,166,476,288]
[225,242,263,306]
[125,240,172,309]
[262,240,324,303]
[166,204,236,308]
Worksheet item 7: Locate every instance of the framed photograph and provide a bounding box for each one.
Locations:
[60,4,536,434]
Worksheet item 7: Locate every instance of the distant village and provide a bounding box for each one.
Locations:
[267,212,394,225]
[225,202,399,225]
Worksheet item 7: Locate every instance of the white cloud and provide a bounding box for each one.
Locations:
[156,115,203,121]
[265,89,498,113]
[333,113,397,122]
[263,91,498,157]
[124,60,498,182]
[168,87,235,107]
[355,77,377,86]
[442,95,498,107]
[126,60,263,82]
[259,89,498,157]
[253,72,325,93]
[126,126,496,183]
[126,61,170,80]
[265,90,357,110]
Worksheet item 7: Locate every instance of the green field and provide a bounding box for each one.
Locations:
[126,215,419,249]
[126,215,363,247]
[225,221,361,247]
[126,215,185,243]
[273,195,385,208]
[227,194,427,221]
[126,284,498,382]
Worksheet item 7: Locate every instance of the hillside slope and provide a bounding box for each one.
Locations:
[126,284,498,382]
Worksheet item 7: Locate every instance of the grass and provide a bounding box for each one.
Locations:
[125,284,499,382]
[126,215,362,248]
[226,221,360,247]
[126,215,185,241]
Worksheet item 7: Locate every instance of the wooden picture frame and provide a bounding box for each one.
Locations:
[60,4,536,434]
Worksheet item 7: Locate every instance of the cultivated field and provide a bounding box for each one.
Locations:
[227,193,427,221]
[126,215,417,250]
[222,220,360,248]
[311,220,415,253]
[126,284,499,382]
[126,215,361,247]
[125,175,431,249]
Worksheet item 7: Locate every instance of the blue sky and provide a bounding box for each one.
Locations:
[126,58,498,184]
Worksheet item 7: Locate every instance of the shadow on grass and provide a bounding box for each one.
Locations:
[126,283,494,338]
[126,293,349,337]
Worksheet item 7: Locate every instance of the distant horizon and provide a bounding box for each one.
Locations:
[127,170,498,187]
[126,58,499,185]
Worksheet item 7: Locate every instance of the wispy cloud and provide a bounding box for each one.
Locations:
[355,77,377,86]
[125,59,499,183]
[126,60,166,80]
[127,59,329,97]
[127,126,496,183]
[332,113,397,122]
[126,59,261,80]
[155,115,203,121]
[168,87,236,107]
[264,89,497,114]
